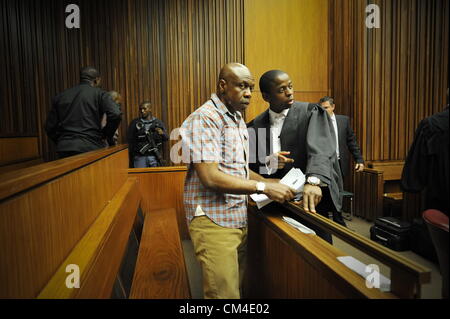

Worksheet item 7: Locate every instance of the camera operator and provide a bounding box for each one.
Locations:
[127,101,168,168]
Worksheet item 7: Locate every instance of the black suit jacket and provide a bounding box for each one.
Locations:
[248,102,343,211]
[45,81,122,153]
[335,115,364,177]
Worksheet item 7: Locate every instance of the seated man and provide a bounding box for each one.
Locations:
[127,101,168,168]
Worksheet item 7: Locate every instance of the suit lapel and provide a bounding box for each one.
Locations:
[280,104,298,150]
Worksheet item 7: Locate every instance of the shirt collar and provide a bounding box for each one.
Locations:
[330,113,336,121]
[210,93,242,122]
[269,107,290,120]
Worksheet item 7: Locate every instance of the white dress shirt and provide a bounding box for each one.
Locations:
[265,108,290,174]
[330,113,340,159]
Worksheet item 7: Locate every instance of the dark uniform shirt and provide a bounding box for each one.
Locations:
[45,81,122,154]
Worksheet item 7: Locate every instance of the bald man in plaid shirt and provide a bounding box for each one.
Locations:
[180,63,297,299]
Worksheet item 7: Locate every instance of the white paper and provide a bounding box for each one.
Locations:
[279,168,305,193]
[282,216,316,235]
[337,256,391,292]
[249,193,273,209]
[250,167,305,209]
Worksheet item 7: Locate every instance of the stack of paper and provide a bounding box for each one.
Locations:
[282,216,316,235]
[250,167,305,209]
[337,256,391,292]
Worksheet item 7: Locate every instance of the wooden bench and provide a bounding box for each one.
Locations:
[0,147,191,299]
[354,161,404,221]
[0,146,135,298]
[130,208,191,299]
[38,177,141,298]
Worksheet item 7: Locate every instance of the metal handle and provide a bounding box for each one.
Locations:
[375,234,388,242]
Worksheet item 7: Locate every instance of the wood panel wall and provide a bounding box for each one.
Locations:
[244,0,330,121]
[0,0,244,162]
[330,0,449,193]
[2,0,447,169]
[330,0,449,162]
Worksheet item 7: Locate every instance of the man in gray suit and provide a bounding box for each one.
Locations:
[248,70,343,243]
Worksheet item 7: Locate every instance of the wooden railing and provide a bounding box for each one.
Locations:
[247,201,430,299]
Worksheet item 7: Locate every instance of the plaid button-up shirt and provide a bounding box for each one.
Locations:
[180,93,249,228]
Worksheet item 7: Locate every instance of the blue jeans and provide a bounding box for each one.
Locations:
[134,155,159,168]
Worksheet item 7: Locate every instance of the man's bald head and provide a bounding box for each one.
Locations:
[218,63,249,82]
[216,63,255,113]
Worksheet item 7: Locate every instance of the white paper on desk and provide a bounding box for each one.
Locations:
[337,256,391,292]
[249,167,305,209]
[282,216,316,235]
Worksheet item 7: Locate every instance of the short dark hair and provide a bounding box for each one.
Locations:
[80,66,100,82]
[319,96,334,105]
[139,101,152,108]
[259,70,287,94]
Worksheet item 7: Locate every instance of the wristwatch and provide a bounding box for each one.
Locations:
[256,182,266,194]
[306,176,321,186]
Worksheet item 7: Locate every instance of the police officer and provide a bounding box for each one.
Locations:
[127,101,168,168]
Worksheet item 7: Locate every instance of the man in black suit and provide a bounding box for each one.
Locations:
[319,96,365,178]
[45,67,122,159]
[248,70,343,243]
[319,96,364,226]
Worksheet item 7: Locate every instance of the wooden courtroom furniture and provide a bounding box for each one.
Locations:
[130,208,190,299]
[247,201,430,299]
[354,160,404,221]
[128,167,189,240]
[0,145,135,298]
[128,167,191,299]
[0,146,190,299]
[0,136,42,174]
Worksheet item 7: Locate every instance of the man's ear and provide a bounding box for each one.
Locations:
[262,92,270,103]
[218,79,227,94]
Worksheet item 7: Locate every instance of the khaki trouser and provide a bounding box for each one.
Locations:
[189,216,247,299]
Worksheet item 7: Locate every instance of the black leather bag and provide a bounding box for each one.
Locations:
[370,217,411,251]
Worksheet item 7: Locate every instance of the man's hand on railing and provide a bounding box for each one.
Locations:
[302,184,322,213]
